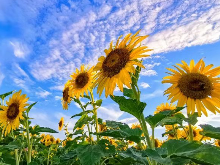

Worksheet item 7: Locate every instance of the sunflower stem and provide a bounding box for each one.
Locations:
[47,146,51,165]
[188,122,194,142]
[90,91,100,142]
[15,149,19,165]
[26,117,32,164]
[139,114,152,149]
[151,127,155,149]
[173,125,178,140]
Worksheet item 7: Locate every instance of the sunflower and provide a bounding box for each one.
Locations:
[40,134,46,143]
[131,123,142,130]
[163,59,220,116]
[98,122,107,132]
[62,81,71,110]
[69,65,94,99]
[165,125,181,140]
[154,138,162,148]
[55,138,61,144]
[0,90,29,135]
[93,30,152,97]
[154,103,176,114]
[58,117,64,131]
[180,126,202,141]
[215,139,220,147]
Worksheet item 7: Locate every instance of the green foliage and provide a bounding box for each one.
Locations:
[200,124,220,139]
[26,102,37,114]
[123,88,135,99]
[119,148,148,165]
[73,114,92,131]
[0,91,14,100]
[110,96,146,119]
[183,112,199,125]
[145,107,185,128]
[76,140,115,165]
[106,120,130,130]
[98,127,142,143]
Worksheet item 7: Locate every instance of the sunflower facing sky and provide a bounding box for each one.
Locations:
[162,59,220,116]
[69,65,94,99]
[0,90,29,135]
[93,30,152,97]
[154,102,176,114]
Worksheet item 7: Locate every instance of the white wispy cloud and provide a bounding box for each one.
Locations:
[140,82,150,88]
[35,89,51,98]
[140,63,161,76]
[50,85,64,91]
[55,96,62,100]
[10,41,30,58]
[142,89,164,100]
[0,65,5,87]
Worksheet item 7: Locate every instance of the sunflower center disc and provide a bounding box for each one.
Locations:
[178,73,212,99]
[75,73,89,88]
[58,120,62,127]
[7,103,19,120]
[102,48,130,77]
[63,87,69,102]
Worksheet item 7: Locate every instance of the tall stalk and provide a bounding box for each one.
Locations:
[15,149,19,165]
[90,91,100,142]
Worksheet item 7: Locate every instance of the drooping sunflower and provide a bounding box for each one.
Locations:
[0,90,29,135]
[40,134,46,143]
[154,103,176,114]
[69,65,94,99]
[58,117,64,131]
[98,122,107,132]
[163,59,220,116]
[94,30,152,97]
[61,81,71,110]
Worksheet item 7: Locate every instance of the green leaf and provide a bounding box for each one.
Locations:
[120,148,148,164]
[98,128,142,143]
[34,126,58,133]
[94,99,102,107]
[76,140,115,165]
[0,91,14,100]
[73,114,92,131]
[70,110,93,119]
[26,102,37,114]
[184,112,198,125]
[73,129,83,135]
[200,124,220,139]
[146,107,185,128]
[106,120,130,130]
[123,88,135,99]
[110,96,146,119]
[162,139,220,165]
[73,98,84,109]
[142,149,172,164]
[159,113,185,126]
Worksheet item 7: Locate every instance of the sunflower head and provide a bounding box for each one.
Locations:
[154,103,176,114]
[180,126,202,141]
[61,81,72,110]
[163,59,220,116]
[131,123,142,130]
[154,138,162,148]
[0,90,29,135]
[93,30,152,97]
[56,138,61,144]
[215,139,220,147]
[58,117,64,131]
[98,122,107,132]
[69,65,94,99]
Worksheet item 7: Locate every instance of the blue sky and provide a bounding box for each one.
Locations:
[0,0,220,139]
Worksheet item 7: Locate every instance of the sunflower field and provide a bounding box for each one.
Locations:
[1,31,220,165]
